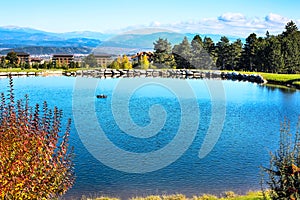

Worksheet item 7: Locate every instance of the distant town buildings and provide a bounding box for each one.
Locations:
[94,54,115,67]
[16,52,30,64]
[30,57,44,65]
[2,50,153,68]
[52,54,74,66]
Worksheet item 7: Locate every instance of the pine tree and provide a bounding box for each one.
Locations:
[265,35,284,73]
[5,51,19,67]
[283,20,298,37]
[153,38,176,68]
[190,35,206,69]
[216,36,230,70]
[228,39,243,70]
[173,37,192,69]
[242,33,258,71]
[203,37,217,69]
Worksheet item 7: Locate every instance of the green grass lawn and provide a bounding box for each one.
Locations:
[221,70,300,84]
[0,68,69,73]
[0,67,101,73]
[257,73,300,83]
[0,68,45,73]
[88,191,270,200]
[294,81,300,86]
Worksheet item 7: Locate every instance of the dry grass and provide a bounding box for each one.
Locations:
[88,191,270,200]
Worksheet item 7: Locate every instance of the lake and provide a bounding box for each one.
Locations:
[0,76,299,199]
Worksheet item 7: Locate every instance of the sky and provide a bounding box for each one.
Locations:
[1,0,300,37]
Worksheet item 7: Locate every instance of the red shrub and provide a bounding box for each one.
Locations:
[0,77,75,199]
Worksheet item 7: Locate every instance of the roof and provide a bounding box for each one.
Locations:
[131,51,154,59]
[31,57,43,62]
[16,52,30,56]
[93,54,115,58]
[52,54,74,58]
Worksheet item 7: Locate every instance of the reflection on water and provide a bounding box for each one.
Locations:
[259,83,298,94]
[0,77,299,199]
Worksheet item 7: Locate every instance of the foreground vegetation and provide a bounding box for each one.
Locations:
[0,77,74,198]
[87,191,270,200]
[262,118,300,199]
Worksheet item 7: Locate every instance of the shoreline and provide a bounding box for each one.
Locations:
[0,69,299,90]
[73,191,269,200]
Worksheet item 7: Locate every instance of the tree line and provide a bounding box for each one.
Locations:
[153,21,300,74]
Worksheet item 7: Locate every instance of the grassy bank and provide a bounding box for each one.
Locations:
[87,191,270,200]
[257,72,300,83]
[249,72,300,89]
[222,71,300,88]
[0,67,100,73]
[222,71,300,82]
[0,68,45,73]
[293,81,300,86]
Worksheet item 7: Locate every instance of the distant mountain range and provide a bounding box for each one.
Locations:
[0,26,245,55]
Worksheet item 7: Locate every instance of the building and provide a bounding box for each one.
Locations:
[52,54,74,66]
[16,52,30,64]
[94,54,115,67]
[131,52,154,63]
[30,57,44,65]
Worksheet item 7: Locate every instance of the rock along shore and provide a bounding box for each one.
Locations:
[0,69,266,84]
[72,69,267,84]
[0,71,63,77]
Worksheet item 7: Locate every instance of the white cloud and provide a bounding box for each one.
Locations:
[218,13,246,22]
[265,13,289,24]
[109,13,297,38]
[150,21,161,27]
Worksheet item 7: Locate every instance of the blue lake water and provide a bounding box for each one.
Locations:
[0,76,299,199]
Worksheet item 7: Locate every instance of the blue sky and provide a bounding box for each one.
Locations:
[1,0,300,36]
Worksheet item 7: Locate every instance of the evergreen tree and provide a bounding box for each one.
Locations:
[84,54,98,68]
[254,37,268,72]
[216,36,230,70]
[6,51,19,67]
[190,35,207,69]
[228,39,243,70]
[283,20,298,37]
[266,30,270,39]
[173,37,192,69]
[281,32,300,73]
[153,38,176,68]
[242,33,258,71]
[203,37,217,69]
[265,35,284,73]
[0,56,6,68]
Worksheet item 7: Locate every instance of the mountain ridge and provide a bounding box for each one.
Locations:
[0,26,245,55]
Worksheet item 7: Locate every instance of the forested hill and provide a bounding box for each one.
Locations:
[0,46,92,55]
